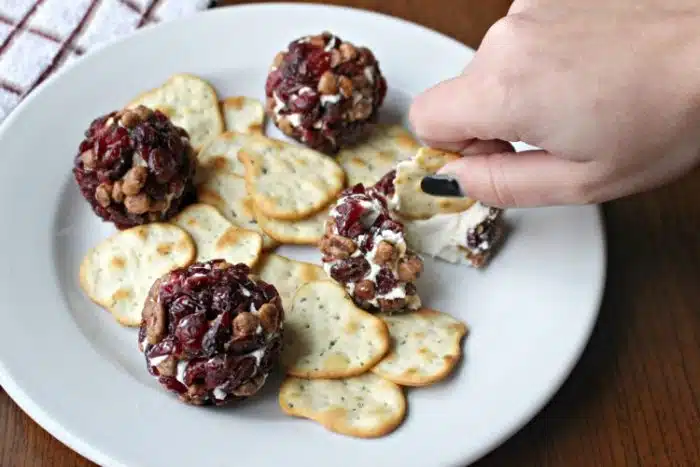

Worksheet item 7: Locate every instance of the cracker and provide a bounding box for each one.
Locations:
[196,131,257,179]
[253,204,329,245]
[253,253,327,311]
[78,224,195,326]
[196,170,278,250]
[171,203,262,268]
[336,124,420,187]
[392,147,476,219]
[127,73,223,149]
[281,280,389,379]
[220,96,265,134]
[279,373,406,438]
[372,308,468,386]
[239,135,345,220]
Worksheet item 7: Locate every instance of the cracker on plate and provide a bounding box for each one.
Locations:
[253,204,329,245]
[196,170,278,250]
[220,96,265,134]
[79,223,195,326]
[336,124,420,187]
[171,203,263,268]
[127,73,224,150]
[372,308,468,386]
[238,135,345,221]
[392,147,476,219]
[196,131,257,179]
[281,280,389,379]
[253,253,327,310]
[279,373,407,438]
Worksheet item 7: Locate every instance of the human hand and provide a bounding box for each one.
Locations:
[410,0,700,208]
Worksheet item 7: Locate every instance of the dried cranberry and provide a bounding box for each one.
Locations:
[167,295,195,331]
[335,199,366,237]
[228,357,256,389]
[149,148,177,183]
[373,170,396,197]
[201,310,232,357]
[376,269,398,295]
[304,49,331,78]
[175,311,208,351]
[159,376,187,394]
[265,70,283,97]
[147,336,180,359]
[204,355,230,389]
[330,257,370,283]
[290,90,319,113]
[229,335,264,355]
[211,286,233,316]
[381,219,403,233]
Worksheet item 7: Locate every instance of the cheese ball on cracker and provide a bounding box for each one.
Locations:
[264,31,387,154]
[138,259,284,406]
[320,184,423,314]
[73,106,196,229]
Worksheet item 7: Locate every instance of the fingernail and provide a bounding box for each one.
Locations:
[420,174,465,197]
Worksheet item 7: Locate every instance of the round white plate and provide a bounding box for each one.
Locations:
[0,3,605,467]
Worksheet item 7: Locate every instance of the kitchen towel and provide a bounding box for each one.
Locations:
[0,0,217,122]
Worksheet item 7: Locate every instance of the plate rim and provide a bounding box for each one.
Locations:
[0,3,608,467]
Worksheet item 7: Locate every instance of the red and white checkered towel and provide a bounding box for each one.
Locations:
[0,0,217,122]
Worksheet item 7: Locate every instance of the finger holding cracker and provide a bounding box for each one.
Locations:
[196,170,278,250]
[220,96,265,134]
[79,223,195,326]
[171,203,263,268]
[279,373,407,439]
[238,135,345,220]
[336,124,420,187]
[281,280,390,379]
[372,308,468,387]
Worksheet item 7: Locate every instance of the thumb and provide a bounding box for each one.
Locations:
[421,150,598,208]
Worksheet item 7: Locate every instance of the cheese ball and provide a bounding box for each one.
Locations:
[264,31,388,154]
[73,106,196,229]
[138,260,284,406]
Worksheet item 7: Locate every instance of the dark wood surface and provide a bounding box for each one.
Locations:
[2,1,699,466]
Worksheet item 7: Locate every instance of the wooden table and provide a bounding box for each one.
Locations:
[2,1,700,465]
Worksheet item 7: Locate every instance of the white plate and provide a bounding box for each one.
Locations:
[0,3,605,467]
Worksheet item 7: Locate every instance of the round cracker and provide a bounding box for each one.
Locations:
[253,253,328,310]
[372,308,468,386]
[220,96,265,134]
[281,280,390,379]
[196,170,278,250]
[238,135,345,221]
[253,204,329,245]
[279,373,407,439]
[78,223,195,327]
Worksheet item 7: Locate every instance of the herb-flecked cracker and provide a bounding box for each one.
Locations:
[239,135,345,221]
[279,373,407,438]
[253,204,329,245]
[253,253,327,309]
[372,308,468,386]
[281,280,389,379]
[79,223,195,327]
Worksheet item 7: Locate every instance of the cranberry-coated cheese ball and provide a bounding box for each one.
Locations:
[264,31,388,154]
[138,260,284,406]
[320,184,423,314]
[73,106,196,229]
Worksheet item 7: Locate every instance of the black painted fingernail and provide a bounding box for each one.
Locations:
[420,175,465,197]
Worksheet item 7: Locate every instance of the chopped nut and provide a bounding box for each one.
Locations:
[232,312,259,337]
[124,193,151,214]
[94,184,112,207]
[338,76,353,98]
[120,110,141,128]
[133,105,153,120]
[111,181,125,203]
[272,51,286,68]
[149,198,168,213]
[330,49,342,68]
[352,100,374,121]
[320,235,357,259]
[373,241,396,265]
[318,71,338,95]
[354,280,376,301]
[143,279,166,344]
[156,356,177,377]
[122,166,148,196]
[357,47,375,65]
[232,373,266,397]
[325,221,335,236]
[339,42,358,62]
[351,74,370,90]
[378,297,406,312]
[398,256,424,282]
[258,303,281,333]
[277,117,294,135]
[81,149,98,169]
[308,35,325,47]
